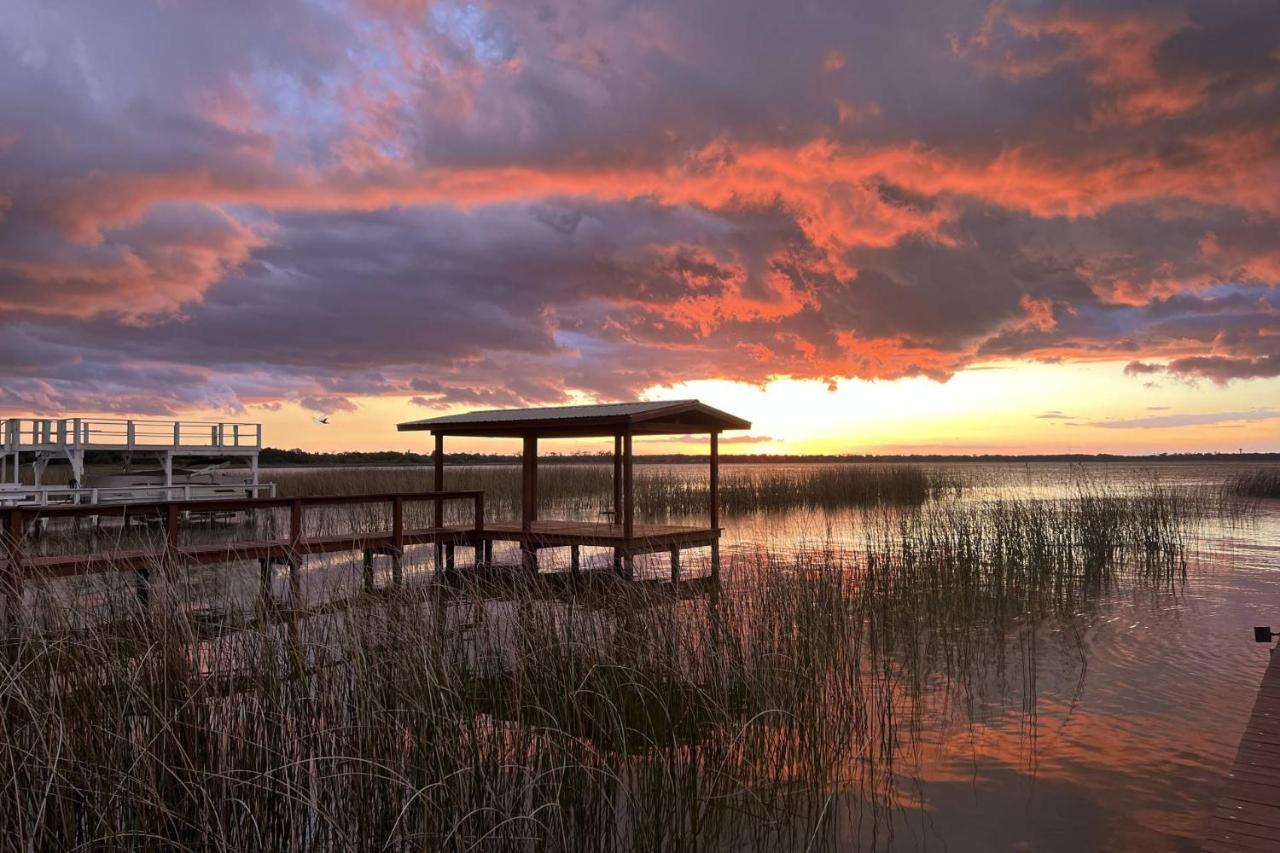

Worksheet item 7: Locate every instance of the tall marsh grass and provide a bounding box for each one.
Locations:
[272,463,952,519]
[0,476,1211,851]
[1233,467,1280,499]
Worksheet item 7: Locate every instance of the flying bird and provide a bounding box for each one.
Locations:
[312,415,331,425]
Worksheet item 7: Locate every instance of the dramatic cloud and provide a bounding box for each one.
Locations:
[0,0,1277,414]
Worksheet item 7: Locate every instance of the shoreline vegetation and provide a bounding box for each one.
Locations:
[256,447,1280,467]
[272,464,956,514]
[1234,469,1280,499]
[0,474,1219,851]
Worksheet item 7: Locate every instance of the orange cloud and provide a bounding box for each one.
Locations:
[958,1,1222,126]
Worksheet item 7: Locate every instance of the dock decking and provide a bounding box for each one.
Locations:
[1204,649,1280,852]
[0,491,721,616]
[483,519,717,552]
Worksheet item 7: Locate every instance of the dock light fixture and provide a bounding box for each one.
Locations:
[1255,626,1274,643]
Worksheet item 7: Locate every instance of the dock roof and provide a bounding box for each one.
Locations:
[397,399,750,438]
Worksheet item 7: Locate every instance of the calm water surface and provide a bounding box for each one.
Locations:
[241,462,1280,848]
[717,462,1280,851]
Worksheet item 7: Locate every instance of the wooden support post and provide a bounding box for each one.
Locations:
[474,492,485,565]
[391,551,403,586]
[521,434,537,568]
[3,509,23,631]
[711,540,721,581]
[445,543,455,571]
[164,502,179,578]
[521,435,537,532]
[623,553,634,581]
[434,433,444,568]
[709,431,720,531]
[623,430,634,541]
[670,547,681,584]
[259,558,272,598]
[612,548,623,576]
[483,539,493,563]
[389,491,404,550]
[363,549,374,592]
[570,544,580,577]
[531,447,539,522]
[288,499,303,596]
[613,434,622,524]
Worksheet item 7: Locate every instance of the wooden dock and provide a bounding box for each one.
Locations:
[1204,649,1280,852]
[0,491,721,620]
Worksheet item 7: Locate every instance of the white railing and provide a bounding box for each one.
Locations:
[3,418,262,451]
[0,482,277,507]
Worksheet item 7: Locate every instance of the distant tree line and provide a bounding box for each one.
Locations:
[257,447,1280,467]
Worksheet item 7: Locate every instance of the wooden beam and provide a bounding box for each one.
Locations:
[710,431,719,530]
[623,429,634,540]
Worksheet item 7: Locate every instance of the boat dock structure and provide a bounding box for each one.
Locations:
[398,399,751,579]
[1,416,270,506]
[0,400,751,619]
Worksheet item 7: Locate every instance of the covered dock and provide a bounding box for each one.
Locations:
[397,399,751,579]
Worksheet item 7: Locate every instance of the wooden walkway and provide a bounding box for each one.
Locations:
[483,519,717,552]
[1,491,484,588]
[1,493,722,601]
[1204,649,1280,852]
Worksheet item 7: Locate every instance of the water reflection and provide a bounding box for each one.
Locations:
[5,462,1278,851]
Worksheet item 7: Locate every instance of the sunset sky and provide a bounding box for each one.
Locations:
[1,0,1278,454]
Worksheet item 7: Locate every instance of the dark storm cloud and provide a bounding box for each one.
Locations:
[0,0,1277,414]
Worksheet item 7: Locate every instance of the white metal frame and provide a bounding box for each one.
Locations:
[2,416,267,506]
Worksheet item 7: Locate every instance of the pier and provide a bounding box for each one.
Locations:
[1205,649,1280,851]
[2,416,268,506]
[398,399,750,578]
[1,400,752,624]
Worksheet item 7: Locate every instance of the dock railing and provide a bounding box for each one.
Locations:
[0,482,278,507]
[3,417,263,451]
[1,489,484,583]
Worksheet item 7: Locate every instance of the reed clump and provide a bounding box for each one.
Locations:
[1232,468,1280,499]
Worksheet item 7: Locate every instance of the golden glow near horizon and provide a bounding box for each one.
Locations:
[86,360,1279,456]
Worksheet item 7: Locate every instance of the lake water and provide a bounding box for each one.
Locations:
[258,459,1280,850]
[24,460,1280,850]
[718,462,1280,851]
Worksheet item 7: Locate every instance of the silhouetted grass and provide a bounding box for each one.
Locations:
[272,463,954,519]
[1233,468,1280,499]
[0,475,1210,851]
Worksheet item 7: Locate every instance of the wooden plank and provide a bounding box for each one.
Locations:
[1205,650,1280,851]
